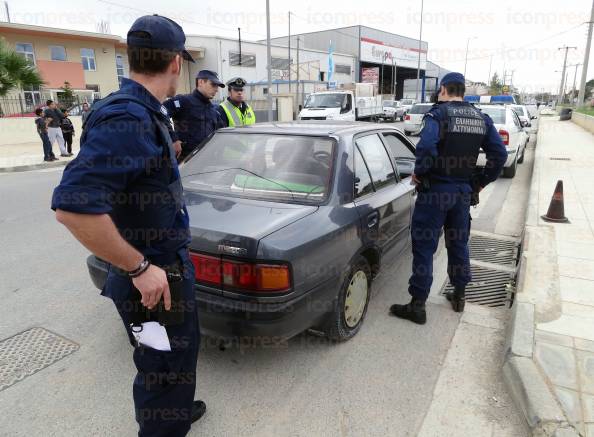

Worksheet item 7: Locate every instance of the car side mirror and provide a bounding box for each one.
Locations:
[531,115,537,120]
[394,158,414,179]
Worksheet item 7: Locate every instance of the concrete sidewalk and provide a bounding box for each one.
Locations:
[505,115,594,437]
[0,117,81,172]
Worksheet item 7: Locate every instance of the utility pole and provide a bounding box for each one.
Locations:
[296,36,300,113]
[238,28,242,66]
[265,0,273,122]
[578,0,594,106]
[463,37,476,78]
[557,46,577,105]
[4,1,10,22]
[487,54,493,85]
[415,0,424,102]
[288,11,291,93]
[571,63,582,104]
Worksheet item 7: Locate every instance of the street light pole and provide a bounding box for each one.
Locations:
[557,46,577,105]
[463,37,471,77]
[266,0,273,122]
[415,0,424,102]
[578,0,594,106]
[571,63,582,104]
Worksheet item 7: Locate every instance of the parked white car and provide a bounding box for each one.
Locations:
[510,104,538,135]
[476,105,529,178]
[381,100,406,122]
[398,98,416,115]
[403,103,433,136]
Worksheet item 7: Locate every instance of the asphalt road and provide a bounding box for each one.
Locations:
[0,130,534,436]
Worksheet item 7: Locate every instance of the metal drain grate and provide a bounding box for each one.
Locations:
[0,327,79,392]
[469,235,519,267]
[549,157,571,161]
[441,265,514,307]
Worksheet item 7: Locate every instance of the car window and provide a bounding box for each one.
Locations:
[381,133,415,180]
[409,104,432,114]
[354,147,374,198]
[355,134,396,190]
[479,106,506,124]
[510,110,521,128]
[181,133,335,205]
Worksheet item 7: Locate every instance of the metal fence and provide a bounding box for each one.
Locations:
[0,95,82,117]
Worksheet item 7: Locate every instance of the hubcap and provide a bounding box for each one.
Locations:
[344,270,369,328]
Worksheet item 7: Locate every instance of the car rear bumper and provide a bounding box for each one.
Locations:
[477,148,516,168]
[86,255,339,341]
[196,277,339,340]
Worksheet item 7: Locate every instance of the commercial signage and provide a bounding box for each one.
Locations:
[361,67,380,84]
[360,37,427,70]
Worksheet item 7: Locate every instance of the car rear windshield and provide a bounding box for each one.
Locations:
[409,104,432,114]
[180,133,335,205]
[511,105,527,117]
[479,106,506,124]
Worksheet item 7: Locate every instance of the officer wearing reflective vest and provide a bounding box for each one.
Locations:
[51,15,206,435]
[390,72,507,324]
[217,77,256,127]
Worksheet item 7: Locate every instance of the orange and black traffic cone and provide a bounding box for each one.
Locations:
[541,180,569,223]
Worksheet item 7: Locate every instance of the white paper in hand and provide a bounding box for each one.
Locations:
[135,321,171,351]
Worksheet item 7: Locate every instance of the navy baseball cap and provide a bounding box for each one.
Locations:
[196,70,225,87]
[127,14,195,63]
[440,72,465,86]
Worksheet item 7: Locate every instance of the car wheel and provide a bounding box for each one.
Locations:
[503,158,517,178]
[517,146,525,164]
[392,115,397,122]
[322,256,371,342]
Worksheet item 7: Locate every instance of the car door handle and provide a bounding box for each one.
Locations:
[367,212,379,228]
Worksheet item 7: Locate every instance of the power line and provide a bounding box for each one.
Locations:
[98,0,268,38]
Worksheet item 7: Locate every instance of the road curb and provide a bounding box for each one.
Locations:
[502,118,581,437]
[0,159,68,173]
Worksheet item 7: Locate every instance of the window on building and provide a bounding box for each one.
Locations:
[15,43,35,64]
[271,57,290,70]
[49,45,67,61]
[115,55,126,88]
[229,51,256,67]
[335,64,351,75]
[23,85,42,111]
[86,84,101,101]
[81,48,96,71]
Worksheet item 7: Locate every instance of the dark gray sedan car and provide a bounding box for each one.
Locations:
[88,121,417,341]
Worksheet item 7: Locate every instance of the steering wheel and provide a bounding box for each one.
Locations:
[313,150,332,167]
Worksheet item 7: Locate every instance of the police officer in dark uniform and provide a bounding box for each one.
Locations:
[164,70,225,161]
[51,15,206,436]
[389,72,508,324]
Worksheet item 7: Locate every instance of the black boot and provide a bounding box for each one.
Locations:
[445,286,466,312]
[191,400,207,423]
[389,298,427,325]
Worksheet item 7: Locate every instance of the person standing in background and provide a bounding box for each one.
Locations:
[43,100,71,157]
[60,109,75,155]
[35,108,57,162]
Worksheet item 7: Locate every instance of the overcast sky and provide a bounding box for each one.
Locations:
[2,0,592,93]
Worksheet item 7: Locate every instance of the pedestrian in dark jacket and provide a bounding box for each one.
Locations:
[35,108,57,162]
[60,110,75,154]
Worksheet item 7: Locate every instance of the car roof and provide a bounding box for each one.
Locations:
[216,121,402,136]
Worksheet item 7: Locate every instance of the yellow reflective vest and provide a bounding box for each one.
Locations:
[220,99,256,127]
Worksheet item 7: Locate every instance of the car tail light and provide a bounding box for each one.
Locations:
[405,114,411,121]
[190,251,291,293]
[190,253,221,286]
[499,129,509,145]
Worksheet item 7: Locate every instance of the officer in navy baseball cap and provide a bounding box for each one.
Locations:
[127,14,195,63]
[52,14,207,437]
[164,68,226,160]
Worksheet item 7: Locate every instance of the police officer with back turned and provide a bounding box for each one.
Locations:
[390,72,507,325]
[51,15,205,436]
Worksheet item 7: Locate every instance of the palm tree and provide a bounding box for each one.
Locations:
[0,39,44,97]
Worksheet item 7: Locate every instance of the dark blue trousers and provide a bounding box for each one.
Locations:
[105,257,200,437]
[408,183,472,301]
[39,132,54,160]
